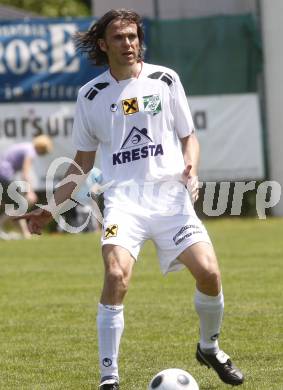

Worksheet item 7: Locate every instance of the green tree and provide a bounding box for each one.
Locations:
[0,0,91,17]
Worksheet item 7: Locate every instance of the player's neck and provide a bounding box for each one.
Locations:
[109,61,142,81]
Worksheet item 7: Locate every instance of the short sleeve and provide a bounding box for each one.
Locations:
[72,92,99,152]
[172,73,195,138]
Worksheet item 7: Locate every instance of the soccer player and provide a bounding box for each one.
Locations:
[17,9,244,389]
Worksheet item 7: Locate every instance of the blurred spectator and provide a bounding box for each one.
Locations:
[0,135,53,239]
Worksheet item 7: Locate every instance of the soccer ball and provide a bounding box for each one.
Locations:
[148,368,199,390]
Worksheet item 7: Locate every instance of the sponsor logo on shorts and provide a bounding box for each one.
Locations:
[173,224,202,246]
[143,94,162,115]
[104,224,118,239]
[112,126,164,166]
[122,97,139,115]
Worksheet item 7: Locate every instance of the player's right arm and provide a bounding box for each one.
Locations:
[16,150,96,235]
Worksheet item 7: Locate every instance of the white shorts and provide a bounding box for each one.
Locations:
[101,207,211,274]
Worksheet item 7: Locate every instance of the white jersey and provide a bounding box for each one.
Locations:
[72,62,195,213]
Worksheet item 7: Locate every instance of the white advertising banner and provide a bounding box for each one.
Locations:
[0,93,264,189]
[190,93,265,181]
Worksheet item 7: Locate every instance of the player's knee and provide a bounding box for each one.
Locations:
[200,268,220,287]
[102,245,133,295]
[197,255,221,289]
[106,267,128,289]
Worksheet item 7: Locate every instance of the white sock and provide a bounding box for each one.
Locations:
[194,288,224,353]
[97,303,124,381]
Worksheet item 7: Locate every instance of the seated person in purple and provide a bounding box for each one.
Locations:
[0,135,53,239]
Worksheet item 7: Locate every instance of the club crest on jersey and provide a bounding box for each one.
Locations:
[122,97,139,115]
[113,126,164,165]
[143,94,162,115]
[104,224,118,239]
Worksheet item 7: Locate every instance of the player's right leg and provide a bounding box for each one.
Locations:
[100,244,135,305]
[97,244,135,389]
[97,207,148,389]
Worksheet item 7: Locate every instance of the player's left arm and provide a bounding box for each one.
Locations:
[171,70,199,201]
[180,131,200,203]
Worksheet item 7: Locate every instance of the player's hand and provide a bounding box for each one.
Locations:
[186,175,199,203]
[14,208,52,235]
[182,164,199,204]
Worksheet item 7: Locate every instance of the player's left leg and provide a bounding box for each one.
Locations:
[178,242,223,352]
[178,242,244,386]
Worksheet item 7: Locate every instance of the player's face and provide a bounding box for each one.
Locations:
[99,19,140,67]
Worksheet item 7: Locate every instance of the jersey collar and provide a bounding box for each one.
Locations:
[109,61,144,83]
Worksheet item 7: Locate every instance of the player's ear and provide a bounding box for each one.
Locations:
[98,38,107,53]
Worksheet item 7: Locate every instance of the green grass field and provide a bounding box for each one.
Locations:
[0,218,283,389]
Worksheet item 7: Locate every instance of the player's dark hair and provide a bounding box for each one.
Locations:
[75,9,145,66]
